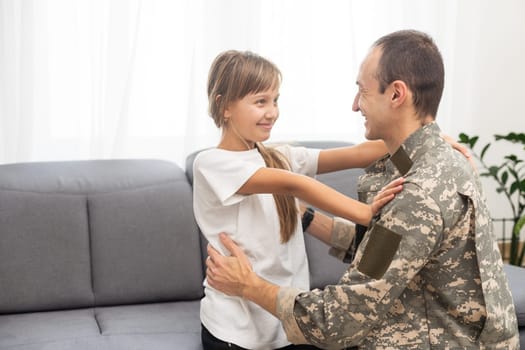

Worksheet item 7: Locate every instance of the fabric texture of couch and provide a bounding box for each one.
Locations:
[1,141,524,349]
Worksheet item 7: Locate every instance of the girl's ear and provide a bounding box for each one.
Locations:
[217,95,231,120]
[223,105,231,120]
[215,95,223,111]
[390,80,408,107]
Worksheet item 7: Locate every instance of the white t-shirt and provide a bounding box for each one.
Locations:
[193,144,320,350]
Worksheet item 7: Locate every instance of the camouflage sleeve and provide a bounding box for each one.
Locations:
[282,182,443,348]
[276,287,309,344]
[328,217,356,261]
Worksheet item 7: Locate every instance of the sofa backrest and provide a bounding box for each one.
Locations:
[288,141,365,289]
[0,159,204,314]
[185,141,364,290]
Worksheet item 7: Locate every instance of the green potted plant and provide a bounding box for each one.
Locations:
[458,132,525,266]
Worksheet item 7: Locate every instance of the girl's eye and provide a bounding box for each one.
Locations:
[256,99,266,105]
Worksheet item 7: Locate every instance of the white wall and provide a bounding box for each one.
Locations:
[1,0,524,237]
[442,0,525,228]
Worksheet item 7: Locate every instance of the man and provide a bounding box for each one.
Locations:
[206,30,519,349]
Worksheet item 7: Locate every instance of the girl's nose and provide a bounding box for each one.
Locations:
[267,105,279,119]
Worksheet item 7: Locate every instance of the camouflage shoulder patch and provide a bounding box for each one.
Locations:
[390,146,413,175]
[358,224,402,279]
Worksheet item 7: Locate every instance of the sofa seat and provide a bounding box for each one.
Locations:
[0,301,201,350]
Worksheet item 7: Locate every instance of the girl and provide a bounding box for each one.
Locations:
[192,50,400,350]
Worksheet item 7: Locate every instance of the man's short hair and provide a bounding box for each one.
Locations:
[373,30,444,120]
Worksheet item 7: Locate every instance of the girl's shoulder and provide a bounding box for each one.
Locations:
[193,148,263,175]
[267,143,320,170]
[195,148,259,163]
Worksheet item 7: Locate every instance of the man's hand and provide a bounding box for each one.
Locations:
[371,177,404,215]
[206,233,281,316]
[206,233,254,298]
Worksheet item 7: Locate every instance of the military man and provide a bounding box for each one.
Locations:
[205,30,519,349]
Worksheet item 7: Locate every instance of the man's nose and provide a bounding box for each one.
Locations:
[352,93,360,112]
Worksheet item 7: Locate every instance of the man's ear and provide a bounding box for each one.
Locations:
[390,80,408,107]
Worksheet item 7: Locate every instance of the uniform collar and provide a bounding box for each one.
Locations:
[390,122,441,176]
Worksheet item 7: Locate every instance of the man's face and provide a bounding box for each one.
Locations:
[352,47,392,141]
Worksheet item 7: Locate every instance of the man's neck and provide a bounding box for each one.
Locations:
[384,115,432,155]
[384,125,421,155]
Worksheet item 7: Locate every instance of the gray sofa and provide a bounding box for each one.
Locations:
[1,141,524,349]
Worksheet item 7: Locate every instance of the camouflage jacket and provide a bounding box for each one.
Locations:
[276,123,519,349]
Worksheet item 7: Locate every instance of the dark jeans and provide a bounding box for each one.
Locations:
[201,324,323,350]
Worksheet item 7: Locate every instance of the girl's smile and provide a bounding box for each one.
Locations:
[220,86,280,150]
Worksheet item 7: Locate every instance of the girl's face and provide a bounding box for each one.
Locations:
[220,86,280,150]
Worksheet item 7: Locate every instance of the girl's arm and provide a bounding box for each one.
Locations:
[237,167,403,226]
[316,135,470,174]
[299,177,406,245]
[299,204,334,245]
[316,140,387,174]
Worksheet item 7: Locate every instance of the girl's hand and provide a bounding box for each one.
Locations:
[441,133,476,169]
[370,177,404,216]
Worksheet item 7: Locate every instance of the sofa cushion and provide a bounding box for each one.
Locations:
[0,159,204,313]
[0,190,94,314]
[0,304,203,350]
[89,177,203,306]
[0,160,181,194]
[96,301,200,335]
[0,335,203,350]
[503,264,525,325]
[0,308,100,348]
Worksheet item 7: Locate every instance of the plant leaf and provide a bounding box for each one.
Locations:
[501,171,509,185]
[480,143,491,160]
[488,166,500,178]
[458,133,479,149]
[469,136,479,149]
[508,167,519,180]
[513,215,525,235]
[458,133,469,144]
[495,132,525,145]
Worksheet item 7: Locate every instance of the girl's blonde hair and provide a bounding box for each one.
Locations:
[207,50,298,243]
